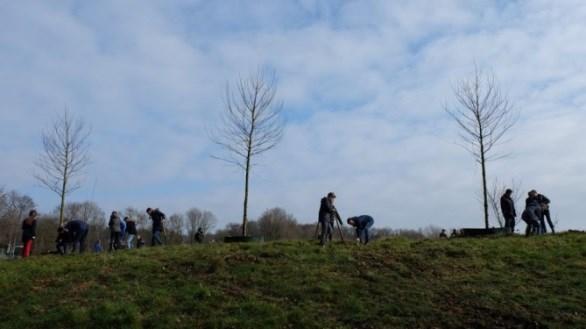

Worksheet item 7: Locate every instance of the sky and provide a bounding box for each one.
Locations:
[1,1,585,232]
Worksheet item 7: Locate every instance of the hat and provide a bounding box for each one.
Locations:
[327,192,336,198]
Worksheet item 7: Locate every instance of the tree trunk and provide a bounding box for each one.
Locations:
[480,144,489,229]
[58,151,69,227]
[481,162,489,229]
[242,153,250,237]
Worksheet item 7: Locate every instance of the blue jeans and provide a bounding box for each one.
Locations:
[357,219,374,244]
[72,229,89,253]
[152,230,163,246]
[127,234,136,249]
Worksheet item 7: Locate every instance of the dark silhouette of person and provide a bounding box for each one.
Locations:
[537,193,554,234]
[318,192,342,246]
[194,228,204,243]
[439,229,448,239]
[523,190,541,236]
[500,189,517,233]
[21,210,38,258]
[147,208,166,246]
[108,211,122,251]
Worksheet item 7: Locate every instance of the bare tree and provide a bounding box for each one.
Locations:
[0,190,36,253]
[257,207,298,241]
[185,208,217,241]
[35,110,90,226]
[445,68,517,229]
[210,70,285,236]
[167,213,186,244]
[56,201,105,225]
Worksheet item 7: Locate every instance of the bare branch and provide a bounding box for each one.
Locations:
[445,67,519,228]
[209,69,285,236]
[34,108,91,225]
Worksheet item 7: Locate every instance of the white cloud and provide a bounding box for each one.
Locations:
[1,1,585,232]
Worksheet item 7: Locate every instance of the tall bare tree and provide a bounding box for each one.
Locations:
[211,70,285,236]
[446,68,517,229]
[35,110,90,226]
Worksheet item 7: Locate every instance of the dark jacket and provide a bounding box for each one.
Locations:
[525,196,540,209]
[56,230,71,244]
[126,220,137,235]
[194,229,204,243]
[352,215,374,230]
[150,209,166,231]
[318,197,336,223]
[109,215,121,233]
[65,220,89,234]
[21,219,37,243]
[500,194,516,218]
[537,194,551,207]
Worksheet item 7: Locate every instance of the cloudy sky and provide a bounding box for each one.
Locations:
[1,1,585,231]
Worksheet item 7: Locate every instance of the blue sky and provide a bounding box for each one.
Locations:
[1,1,585,231]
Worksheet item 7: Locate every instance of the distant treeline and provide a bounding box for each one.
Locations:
[1,187,445,255]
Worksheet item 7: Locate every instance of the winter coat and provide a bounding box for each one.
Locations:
[318,197,336,223]
[21,218,37,243]
[126,220,137,235]
[150,209,166,232]
[525,196,540,209]
[500,195,516,218]
[109,215,121,233]
[65,220,89,234]
[352,215,374,230]
[537,194,551,208]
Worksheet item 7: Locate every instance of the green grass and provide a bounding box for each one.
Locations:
[1,233,585,329]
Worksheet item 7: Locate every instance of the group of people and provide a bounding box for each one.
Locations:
[501,189,554,236]
[318,192,375,246]
[18,190,555,257]
[106,211,141,251]
[19,206,171,257]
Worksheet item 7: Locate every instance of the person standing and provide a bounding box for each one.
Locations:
[194,227,204,244]
[523,190,542,236]
[439,229,448,239]
[108,211,122,251]
[146,208,166,246]
[21,210,38,258]
[500,189,517,233]
[125,217,137,249]
[119,217,127,247]
[64,219,89,253]
[347,215,375,245]
[537,193,554,234]
[318,192,341,246]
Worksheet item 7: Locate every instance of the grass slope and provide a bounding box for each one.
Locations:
[1,233,585,329]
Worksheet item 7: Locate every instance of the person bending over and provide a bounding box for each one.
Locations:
[347,215,375,245]
[64,219,89,253]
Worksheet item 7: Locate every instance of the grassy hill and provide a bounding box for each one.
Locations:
[1,233,585,329]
